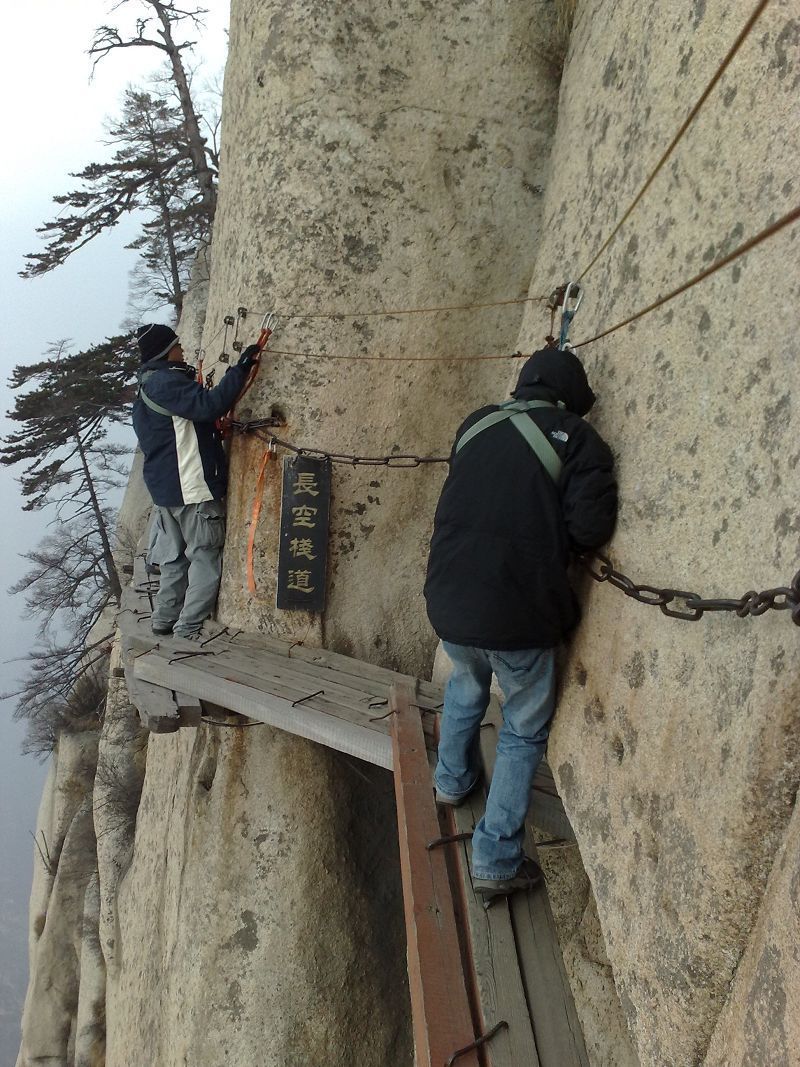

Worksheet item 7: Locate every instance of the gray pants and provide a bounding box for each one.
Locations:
[151,500,226,637]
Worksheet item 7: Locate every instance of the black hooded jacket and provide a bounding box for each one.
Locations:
[424,349,617,649]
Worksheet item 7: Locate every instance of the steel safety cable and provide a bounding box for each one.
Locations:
[574,202,800,348]
[576,0,773,282]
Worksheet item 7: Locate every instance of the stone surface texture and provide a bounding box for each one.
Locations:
[15,0,800,1064]
[15,732,99,1067]
[703,790,800,1067]
[515,1,800,1064]
[102,3,564,1066]
[204,0,562,674]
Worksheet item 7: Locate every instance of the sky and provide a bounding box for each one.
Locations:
[0,2,229,1058]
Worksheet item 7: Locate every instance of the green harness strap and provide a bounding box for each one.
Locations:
[454,399,563,484]
[136,369,175,418]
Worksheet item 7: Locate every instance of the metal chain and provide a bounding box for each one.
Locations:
[579,551,800,626]
[233,424,798,626]
[233,422,449,467]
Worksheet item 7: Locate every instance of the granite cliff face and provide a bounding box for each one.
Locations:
[16,0,799,1064]
[520,1,799,1062]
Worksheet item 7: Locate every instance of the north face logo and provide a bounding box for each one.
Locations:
[550,430,569,443]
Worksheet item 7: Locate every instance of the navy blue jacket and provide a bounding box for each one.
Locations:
[132,361,248,507]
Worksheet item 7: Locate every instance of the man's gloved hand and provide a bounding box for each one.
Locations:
[238,344,261,371]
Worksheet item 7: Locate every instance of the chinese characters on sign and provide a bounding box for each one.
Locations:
[276,455,331,612]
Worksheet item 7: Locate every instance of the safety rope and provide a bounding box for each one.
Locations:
[574,202,800,348]
[208,198,798,365]
[249,294,548,321]
[266,347,527,363]
[577,0,773,281]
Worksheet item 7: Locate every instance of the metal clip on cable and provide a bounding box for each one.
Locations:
[558,281,583,350]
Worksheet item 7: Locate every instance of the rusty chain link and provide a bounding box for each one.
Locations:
[579,551,800,626]
[233,422,449,467]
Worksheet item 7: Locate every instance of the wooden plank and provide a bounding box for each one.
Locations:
[133,650,393,769]
[119,625,445,712]
[187,641,397,720]
[136,644,394,744]
[390,684,479,1067]
[510,841,590,1067]
[205,627,444,706]
[481,706,589,1067]
[446,797,541,1067]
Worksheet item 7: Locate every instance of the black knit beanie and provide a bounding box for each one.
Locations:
[137,324,179,364]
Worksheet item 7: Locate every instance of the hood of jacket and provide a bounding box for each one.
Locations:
[512,347,595,416]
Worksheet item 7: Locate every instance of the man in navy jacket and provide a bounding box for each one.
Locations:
[132,323,258,638]
[424,348,617,899]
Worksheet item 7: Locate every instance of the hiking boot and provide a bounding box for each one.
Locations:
[473,858,544,901]
[151,623,174,636]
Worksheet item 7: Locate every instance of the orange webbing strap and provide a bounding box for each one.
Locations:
[246,446,274,595]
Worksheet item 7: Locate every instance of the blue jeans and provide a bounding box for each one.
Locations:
[434,642,556,880]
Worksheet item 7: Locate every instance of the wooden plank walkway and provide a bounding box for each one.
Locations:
[118,557,587,1065]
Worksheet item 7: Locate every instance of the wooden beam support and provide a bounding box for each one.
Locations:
[174,691,202,728]
[390,684,479,1067]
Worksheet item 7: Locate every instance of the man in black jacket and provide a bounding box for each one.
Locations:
[132,324,259,639]
[424,348,617,899]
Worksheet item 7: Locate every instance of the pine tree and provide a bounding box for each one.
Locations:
[1,337,139,602]
[89,0,217,218]
[21,86,212,310]
[1,339,137,751]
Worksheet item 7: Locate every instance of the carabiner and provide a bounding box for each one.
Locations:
[559,281,583,350]
[257,311,278,352]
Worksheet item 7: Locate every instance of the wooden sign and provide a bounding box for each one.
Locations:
[276,455,331,612]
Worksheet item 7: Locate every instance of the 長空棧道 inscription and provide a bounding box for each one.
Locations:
[277,455,330,612]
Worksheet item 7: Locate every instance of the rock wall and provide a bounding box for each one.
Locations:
[103,3,566,1065]
[16,732,99,1067]
[15,1,800,1064]
[516,0,800,1063]
[205,0,562,671]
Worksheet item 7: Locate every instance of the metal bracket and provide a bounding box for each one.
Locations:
[426,831,473,851]
[291,689,325,707]
[445,1021,509,1066]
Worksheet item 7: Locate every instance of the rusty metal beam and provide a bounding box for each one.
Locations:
[390,683,479,1067]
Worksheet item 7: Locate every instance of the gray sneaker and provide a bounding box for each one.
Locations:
[434,776,480,808]
[473,858,543,901]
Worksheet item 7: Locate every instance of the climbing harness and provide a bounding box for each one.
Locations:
[455,399,563,484]
[136,365,176,417]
